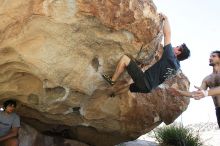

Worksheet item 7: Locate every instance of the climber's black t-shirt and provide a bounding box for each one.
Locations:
[144,43,180,90]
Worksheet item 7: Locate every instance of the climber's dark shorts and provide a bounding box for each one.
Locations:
[216,107,220,128]
[126,59,151,93]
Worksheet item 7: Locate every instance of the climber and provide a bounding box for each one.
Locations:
[0,99,20,146]
[102,13,190,93]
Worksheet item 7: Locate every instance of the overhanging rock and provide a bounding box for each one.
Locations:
[0,0,190,146]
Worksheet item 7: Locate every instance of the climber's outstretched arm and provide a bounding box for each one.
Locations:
[160,13,171,46]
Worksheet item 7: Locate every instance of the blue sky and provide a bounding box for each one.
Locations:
[154,0,220,124]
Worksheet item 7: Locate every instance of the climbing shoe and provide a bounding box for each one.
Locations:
[102,74,115,86]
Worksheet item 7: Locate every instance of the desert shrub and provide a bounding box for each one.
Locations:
[154,124,203,146]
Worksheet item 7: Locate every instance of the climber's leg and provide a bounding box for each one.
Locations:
[103,55,131,86]
[111,55,131,82]
[126,60,151,93]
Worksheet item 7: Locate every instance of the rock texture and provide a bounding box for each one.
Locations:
[0,0,190,146]
[19,122,89,146]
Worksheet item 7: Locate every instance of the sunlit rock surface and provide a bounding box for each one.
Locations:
[0,0,190,145]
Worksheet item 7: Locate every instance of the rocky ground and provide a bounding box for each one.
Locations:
[117,122,220,146]
[187,122,220,146]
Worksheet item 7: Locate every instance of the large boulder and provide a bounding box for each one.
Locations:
[0,0,190,145]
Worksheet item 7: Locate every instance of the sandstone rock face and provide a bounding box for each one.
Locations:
[0,0,190,146]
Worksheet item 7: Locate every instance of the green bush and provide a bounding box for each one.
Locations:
[154,124,203,146]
